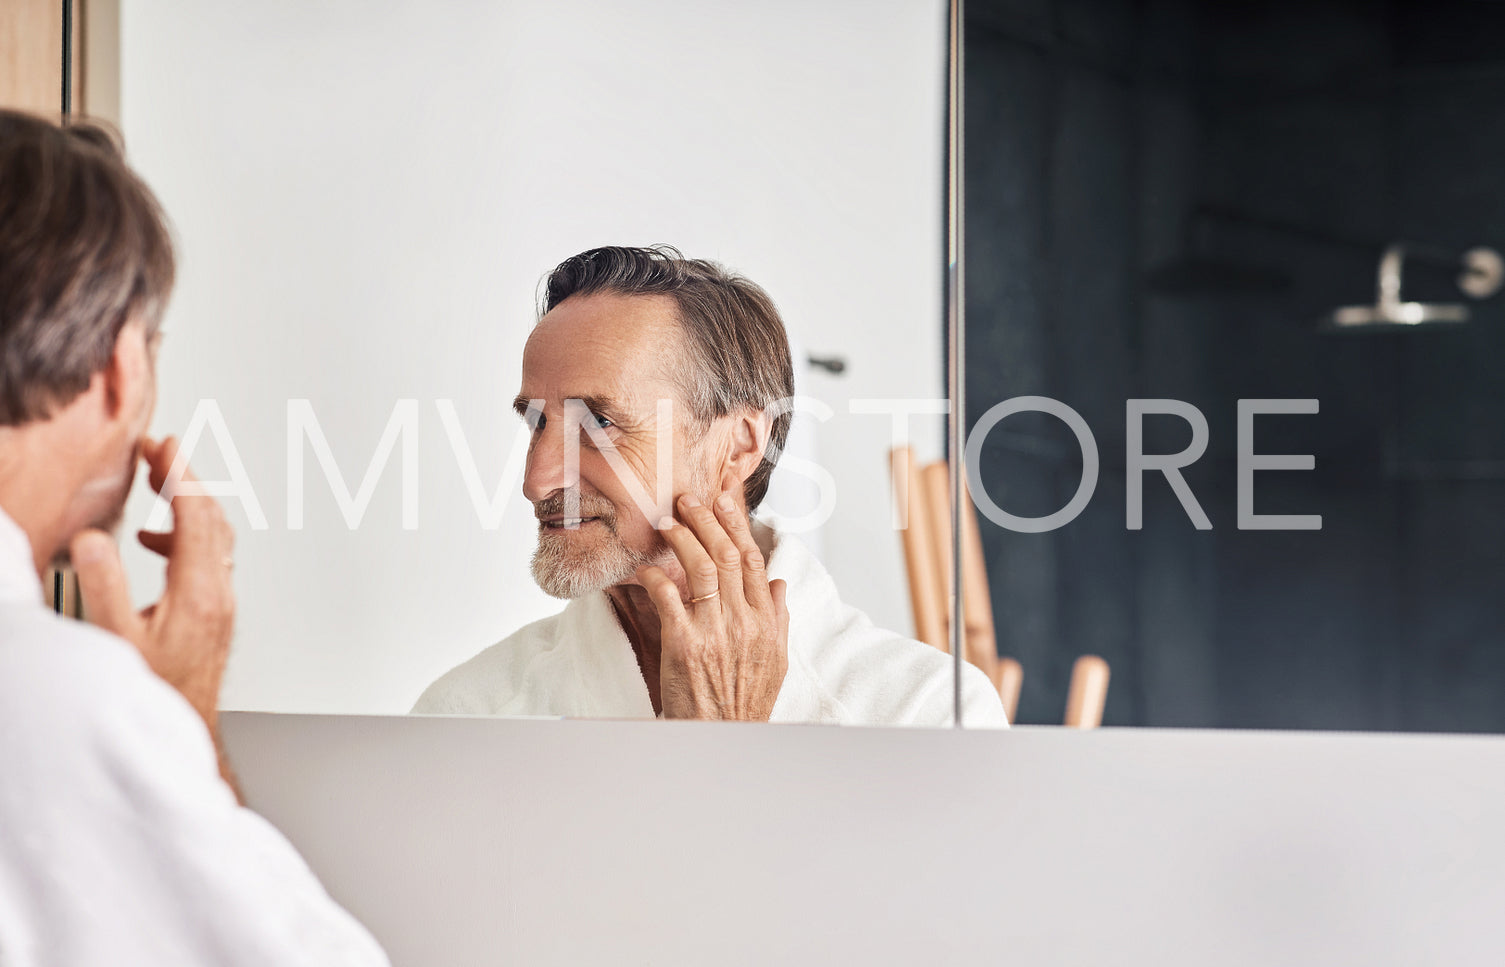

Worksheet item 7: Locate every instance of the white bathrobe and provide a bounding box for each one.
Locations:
[414,524,1008,726]
[0,506,388,966]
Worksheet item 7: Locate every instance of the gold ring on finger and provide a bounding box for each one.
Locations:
[687,588,720,605]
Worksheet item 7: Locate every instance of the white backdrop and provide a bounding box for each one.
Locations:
[118,0,947,713]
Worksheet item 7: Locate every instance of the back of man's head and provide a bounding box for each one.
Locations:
[539,244,796,513]
[0,110,175,427]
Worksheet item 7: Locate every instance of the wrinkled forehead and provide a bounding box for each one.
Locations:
[520,292,686,406]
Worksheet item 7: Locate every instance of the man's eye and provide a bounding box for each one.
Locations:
[524,410,545,432]
[591,413,614,430]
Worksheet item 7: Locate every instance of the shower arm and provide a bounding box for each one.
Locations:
[1376,243,1504,309]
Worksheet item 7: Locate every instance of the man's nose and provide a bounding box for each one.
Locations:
[521,424,577,502]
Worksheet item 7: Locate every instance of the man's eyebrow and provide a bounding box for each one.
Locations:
[570,395,623,418]
[511,395,630,420]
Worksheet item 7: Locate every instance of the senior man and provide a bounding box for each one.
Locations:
[414,245,1007,725]
[0,111,387,964]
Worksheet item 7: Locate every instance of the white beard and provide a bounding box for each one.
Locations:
[530,525,670,599]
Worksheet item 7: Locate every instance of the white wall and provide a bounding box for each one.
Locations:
[118,0,946,713]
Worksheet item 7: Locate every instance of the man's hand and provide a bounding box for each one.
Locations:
[637,492,789,721]
[70,436,237,741]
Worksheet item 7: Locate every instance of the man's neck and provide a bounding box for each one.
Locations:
[0,430,82,579]
[606,583,666,715]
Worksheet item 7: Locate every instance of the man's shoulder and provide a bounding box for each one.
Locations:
[0,610,389,965]
[761,528,1007,726]
[0,601,221,801]
[790,611,1008,727]
[0,603,159,716]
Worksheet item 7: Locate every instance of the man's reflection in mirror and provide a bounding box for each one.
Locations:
[413,246,1005,725]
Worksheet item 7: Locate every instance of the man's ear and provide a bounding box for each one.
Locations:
[100,322,152,423]
[717,409,772,495]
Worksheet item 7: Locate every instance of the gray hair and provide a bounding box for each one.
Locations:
[539,245,794,512]
[0,110,175,425]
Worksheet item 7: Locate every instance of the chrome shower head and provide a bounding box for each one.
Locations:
[1322,244,1502,332]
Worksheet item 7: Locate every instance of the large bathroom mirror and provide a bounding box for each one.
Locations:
[961,0,1505,732]
[106,0,966,721]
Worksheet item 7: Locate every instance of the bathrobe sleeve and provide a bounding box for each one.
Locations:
[0,614,390,967]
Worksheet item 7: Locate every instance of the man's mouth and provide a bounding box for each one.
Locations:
[540,516,602,530]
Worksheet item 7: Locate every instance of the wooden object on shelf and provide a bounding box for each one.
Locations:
[891,449,1111,726]
[1064,655,1111,729]
[890,446,948,652]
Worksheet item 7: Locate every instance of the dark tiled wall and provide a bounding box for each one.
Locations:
[965,0,1505,730]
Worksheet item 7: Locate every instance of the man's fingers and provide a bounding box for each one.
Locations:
[769,579,791,681]
[144,435,207,499]
[770,578,790,628]
[658,511,719,603]
[144,435,217,529]
[70,530,141,637]
[140,434,235,598]
[137,529,173,558]
[675,495,744,611]
[138,434,163,470]
[711,492,773,608]
[144,435,215,536]
[635,564,688,628]
[144,435,190,495]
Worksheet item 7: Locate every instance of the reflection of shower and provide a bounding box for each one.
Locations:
[1324,244,1504,330]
